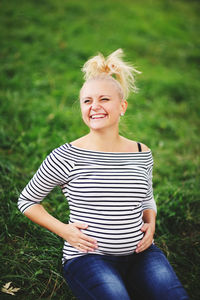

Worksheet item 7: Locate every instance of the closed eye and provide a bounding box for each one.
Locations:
[101,98,109,101]
[83,99,91,103]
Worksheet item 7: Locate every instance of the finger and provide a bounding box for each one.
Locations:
[76,242,96,252]
[79,244,96,252]
[74,223,98,244]
[136,236,153,253]
[76,243,87,253]
[139,240,152,251]
[74,222,88,230]
[140,223,148,232]
[79,231,98,245]
[137,231,150,248]
[136,233,151,250]
[136,242,148,253]
[80,238,98,250]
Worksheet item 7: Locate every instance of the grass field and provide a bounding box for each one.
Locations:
[0,0,200,299]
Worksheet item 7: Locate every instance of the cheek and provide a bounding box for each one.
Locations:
[80,106,89,120]
[108,104,121,116]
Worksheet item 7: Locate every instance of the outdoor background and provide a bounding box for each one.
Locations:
[0,0,199,299]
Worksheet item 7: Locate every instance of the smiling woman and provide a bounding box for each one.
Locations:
[18,49,189,300]
[73,49,139,152]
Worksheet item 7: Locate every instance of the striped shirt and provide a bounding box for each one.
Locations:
[18,143,157,263]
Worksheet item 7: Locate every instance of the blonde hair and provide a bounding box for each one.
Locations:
[81,49,141,99]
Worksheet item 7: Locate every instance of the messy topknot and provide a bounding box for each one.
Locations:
[81,49,141,99]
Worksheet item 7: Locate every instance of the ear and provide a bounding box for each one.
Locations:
[121,100,128,114]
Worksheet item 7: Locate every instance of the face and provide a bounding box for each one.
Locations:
[80,79,127,131]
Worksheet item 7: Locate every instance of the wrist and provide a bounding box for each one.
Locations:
[149,222,155,234]
[142,209,156,230]
[56,222,70,239]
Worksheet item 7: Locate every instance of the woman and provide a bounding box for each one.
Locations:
[18,49,189,299]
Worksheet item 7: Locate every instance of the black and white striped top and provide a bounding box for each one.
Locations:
[18,143,157,263]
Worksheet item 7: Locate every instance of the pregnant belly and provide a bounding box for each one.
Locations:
[70,211,144,256]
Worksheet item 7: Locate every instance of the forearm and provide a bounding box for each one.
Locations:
[24,204,67,239]
[24,204,98,252]
[142,209,156,233]
[136,209,156,253]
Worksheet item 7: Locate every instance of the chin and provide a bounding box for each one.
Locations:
[89,125,107,131]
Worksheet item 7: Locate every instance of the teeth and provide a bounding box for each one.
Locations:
[91,114,107,119]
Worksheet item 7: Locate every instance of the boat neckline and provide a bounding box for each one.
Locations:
[68,143,152,154]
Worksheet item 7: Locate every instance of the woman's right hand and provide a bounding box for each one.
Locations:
[64,223,98,253]
[24,205,98,253]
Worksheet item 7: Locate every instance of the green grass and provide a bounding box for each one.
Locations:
[0,0,200,299]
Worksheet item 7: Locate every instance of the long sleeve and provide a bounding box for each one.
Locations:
[18,148,73,214]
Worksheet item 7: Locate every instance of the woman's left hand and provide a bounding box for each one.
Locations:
[135,223,155,253]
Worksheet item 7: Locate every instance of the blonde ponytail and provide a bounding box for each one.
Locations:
[81,49,141,98]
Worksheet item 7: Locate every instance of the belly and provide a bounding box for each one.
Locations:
[70,205,144,256]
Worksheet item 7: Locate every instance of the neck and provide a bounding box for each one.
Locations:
[86,128,122,152]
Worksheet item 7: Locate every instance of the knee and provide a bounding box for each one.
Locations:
[88,273,131,299]
[97,282,131,299]
[147,266,189,299]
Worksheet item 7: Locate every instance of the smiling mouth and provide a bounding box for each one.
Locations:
[90,114,108,119]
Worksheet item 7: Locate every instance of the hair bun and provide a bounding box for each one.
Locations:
[82,49,141,98]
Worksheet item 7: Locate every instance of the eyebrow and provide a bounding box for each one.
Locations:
[82,95,111,100]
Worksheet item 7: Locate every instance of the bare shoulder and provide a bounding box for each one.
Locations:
[69,136,87,147]
[120,136,150,152]
[140,142,150,152]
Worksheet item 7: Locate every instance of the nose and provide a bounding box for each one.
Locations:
[91,100,101,111]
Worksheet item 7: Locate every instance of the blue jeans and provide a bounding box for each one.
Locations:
[63,244,189,300]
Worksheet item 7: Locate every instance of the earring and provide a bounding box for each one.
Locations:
[120,112,124,116]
